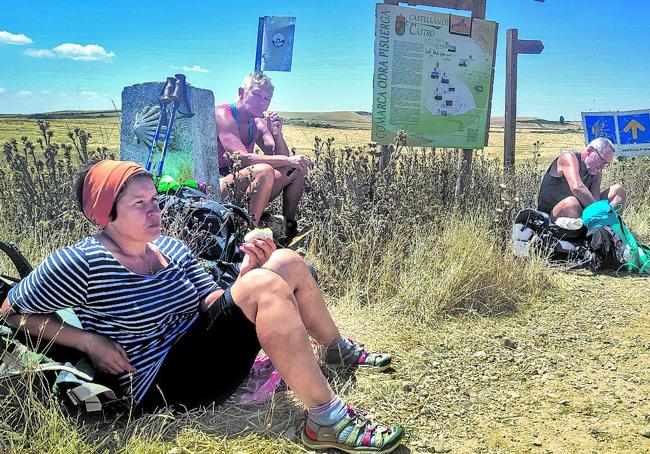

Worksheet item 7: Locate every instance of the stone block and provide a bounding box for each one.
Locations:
[120,81,220,197]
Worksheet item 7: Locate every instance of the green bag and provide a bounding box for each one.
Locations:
[156,175,199,193]
[609,215,650,274]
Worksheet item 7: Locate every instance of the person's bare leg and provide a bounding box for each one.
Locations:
[601,184,627,213]
[270,167,306,222]
[550,195,582,222]
[220,164,275,225]
[230,268,334,406]
[262,249,340,345]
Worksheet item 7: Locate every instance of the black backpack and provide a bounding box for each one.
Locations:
[512,209,597,269]
[586,226,625,270]
[158,186,252,288]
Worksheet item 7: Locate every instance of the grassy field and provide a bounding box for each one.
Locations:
[0,112,585,169]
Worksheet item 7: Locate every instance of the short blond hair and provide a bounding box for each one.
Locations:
[241,72,274,95]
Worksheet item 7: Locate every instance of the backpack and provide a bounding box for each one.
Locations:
[157,186,252,288]
[1,241,119,413]
[588,215,650,274]
[512,209,597,269]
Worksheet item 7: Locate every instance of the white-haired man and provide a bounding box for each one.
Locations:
[215,72,310,240]
[537,137,626,221]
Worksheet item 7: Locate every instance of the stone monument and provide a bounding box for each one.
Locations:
[120,80,220,197]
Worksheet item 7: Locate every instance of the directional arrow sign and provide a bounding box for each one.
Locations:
[582,110,650,157]
[623,119,646,140]
[515,39,544,54]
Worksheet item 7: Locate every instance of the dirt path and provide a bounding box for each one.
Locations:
[382,271,650,453]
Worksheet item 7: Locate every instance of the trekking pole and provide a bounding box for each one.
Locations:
[145,77,175,172]
[156,74,186,177]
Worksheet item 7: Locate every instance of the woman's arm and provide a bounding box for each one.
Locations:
[198,237,276,311]
[2,297,135,375]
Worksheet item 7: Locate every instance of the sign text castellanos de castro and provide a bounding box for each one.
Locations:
[372,3,498,148]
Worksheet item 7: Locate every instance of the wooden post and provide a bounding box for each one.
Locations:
[454,0,486,199]
[380,144,391,171]
[504,30,544,173]
[504,29,518,173]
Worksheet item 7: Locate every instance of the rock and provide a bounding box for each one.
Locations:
[473,350,487,359]
[560,399,570,406]
[433,444,452,453]
[404,384,414,393]
[640,430,650,439]
[503,338,518,350]
[532,439,542,446]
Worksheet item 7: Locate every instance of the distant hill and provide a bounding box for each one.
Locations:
[0,110,119,120]
[0,110,582,132]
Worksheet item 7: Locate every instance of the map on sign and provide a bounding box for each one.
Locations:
[372,3,497,148]
[582,109,650,157]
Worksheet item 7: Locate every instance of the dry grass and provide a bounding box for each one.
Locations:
[1,119,649,453]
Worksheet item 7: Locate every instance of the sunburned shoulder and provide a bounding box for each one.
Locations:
[215,105,233,123]
[557,151,579,166]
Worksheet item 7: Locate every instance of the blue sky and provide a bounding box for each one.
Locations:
[0,0,649,120]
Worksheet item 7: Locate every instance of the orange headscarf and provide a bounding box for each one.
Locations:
[82,160,147,228]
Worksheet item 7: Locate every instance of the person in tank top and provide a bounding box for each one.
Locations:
[537,137,626,221]
[215,73,311,241]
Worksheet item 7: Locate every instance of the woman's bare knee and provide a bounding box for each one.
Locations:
[231,269,295,322]
[263,249,312,288]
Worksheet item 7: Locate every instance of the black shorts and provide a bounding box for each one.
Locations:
[137,288,260,411]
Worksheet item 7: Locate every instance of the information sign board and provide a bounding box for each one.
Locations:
[372,3,498,148]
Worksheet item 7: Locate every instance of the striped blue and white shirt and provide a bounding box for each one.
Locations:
[8,235,221,403]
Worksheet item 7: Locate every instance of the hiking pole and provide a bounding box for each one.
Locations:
[156,74,186,178]
[145,77,175,172]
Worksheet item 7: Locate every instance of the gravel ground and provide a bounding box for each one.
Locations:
[361,271,650,453]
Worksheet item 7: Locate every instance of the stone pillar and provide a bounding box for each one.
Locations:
[120,81,220,198]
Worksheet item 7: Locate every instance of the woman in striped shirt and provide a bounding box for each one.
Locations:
[1,160,404,453]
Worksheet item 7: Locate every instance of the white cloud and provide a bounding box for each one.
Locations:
[17,90,32,97]
[0,31,33,45]
[80,90,104,98]
[24,43,115,62]
[24,48,55,58]
[54,43,115,61]
[0,87,5,95]
[179,64,208,73]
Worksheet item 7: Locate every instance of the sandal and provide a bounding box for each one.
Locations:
[302,406,404,453]
[325,338,392,372]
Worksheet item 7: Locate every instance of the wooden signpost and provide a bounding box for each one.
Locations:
[504,29,544,172]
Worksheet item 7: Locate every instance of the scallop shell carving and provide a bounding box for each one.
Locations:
[133,104,167,148]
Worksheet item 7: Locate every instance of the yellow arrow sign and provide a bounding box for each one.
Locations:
[623,119,646,139]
